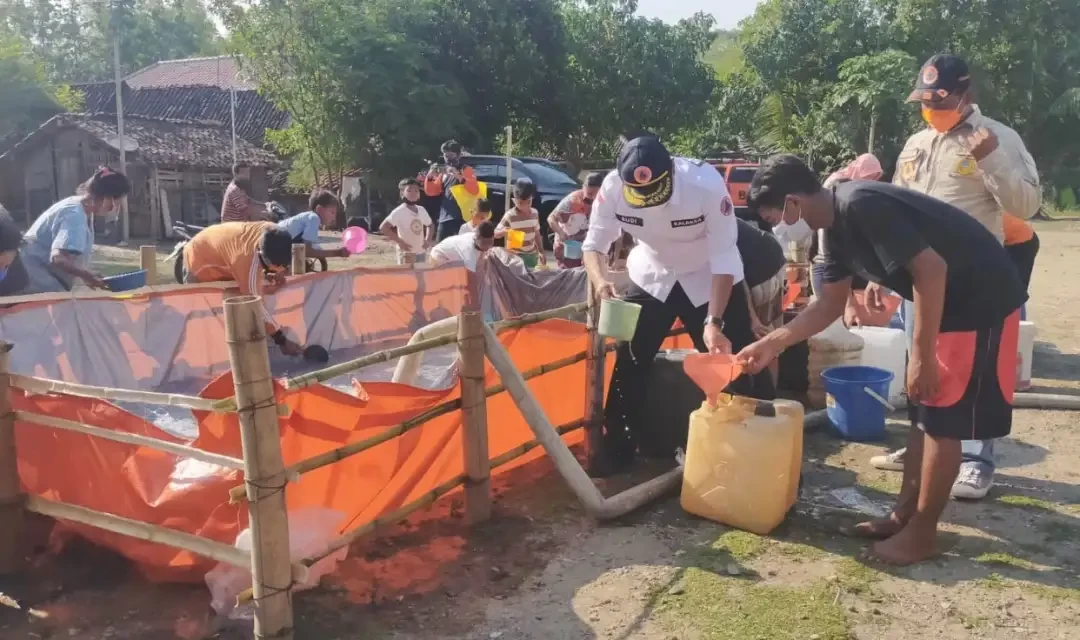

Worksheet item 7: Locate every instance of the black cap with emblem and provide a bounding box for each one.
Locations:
[907,54,971,103]
[617,136,674,209]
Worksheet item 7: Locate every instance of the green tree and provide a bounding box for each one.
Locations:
[221,0,470,189]
[0,0,220,81]
[829,49,918,154]
[513,0,719,171]
[0,32,60,147]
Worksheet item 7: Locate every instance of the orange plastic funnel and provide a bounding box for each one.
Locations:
[783,282,802,309]
[683,353,744,405]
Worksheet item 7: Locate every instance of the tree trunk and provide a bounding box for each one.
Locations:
[868,108,878,155]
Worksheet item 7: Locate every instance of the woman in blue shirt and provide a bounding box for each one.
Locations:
[20,167,130,294]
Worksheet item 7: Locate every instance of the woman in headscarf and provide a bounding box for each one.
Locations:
[20,166,130,294]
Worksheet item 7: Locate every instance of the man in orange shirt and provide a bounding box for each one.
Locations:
[182,222,303,355]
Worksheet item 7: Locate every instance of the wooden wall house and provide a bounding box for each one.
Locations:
[0,114,279,239]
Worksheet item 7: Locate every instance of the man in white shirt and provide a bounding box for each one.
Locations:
[582,135,774,476]
[277,189,350,260]
[429,220,496,272]
[381,178,434,265]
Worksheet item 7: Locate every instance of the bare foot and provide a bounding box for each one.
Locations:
[844,512,909,540]
[868,523,939,565]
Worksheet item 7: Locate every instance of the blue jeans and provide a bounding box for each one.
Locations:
[901,300,995,472]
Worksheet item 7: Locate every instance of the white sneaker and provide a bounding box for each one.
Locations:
[870,448,906,471]
[951,464,994,500]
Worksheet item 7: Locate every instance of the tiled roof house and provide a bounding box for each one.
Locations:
[0,56,293,237]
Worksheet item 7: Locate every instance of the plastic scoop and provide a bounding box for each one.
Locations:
[343,227,367,254]
[506,229,526,250]
[683,353,744,406]
[783,282,802,309]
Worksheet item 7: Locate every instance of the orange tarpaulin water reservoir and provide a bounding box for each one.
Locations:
[14,318,610,582]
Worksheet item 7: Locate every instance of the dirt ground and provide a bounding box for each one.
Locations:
[2,221,1079,640]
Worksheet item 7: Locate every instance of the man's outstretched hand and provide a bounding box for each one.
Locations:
[737,338,781,375]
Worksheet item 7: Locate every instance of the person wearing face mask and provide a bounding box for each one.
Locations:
[429,220,497,272]
[19,166,130,294]
[869,54,1041,500]
[581,135,775,477]
[381,178,435,265]
[182,222,305,356]
[549,171,605,269]
[739,155,1024,565]
[427,140,479,241]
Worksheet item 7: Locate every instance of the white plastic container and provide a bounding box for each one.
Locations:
[850,326,907,403]
[807,319,864,408]
[1017,321,1036,391]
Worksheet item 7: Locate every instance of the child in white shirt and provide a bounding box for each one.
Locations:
[381,178,433,265]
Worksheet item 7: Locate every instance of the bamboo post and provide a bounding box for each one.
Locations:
[0,342,23,575]
[584,281,606,470]
[291,244,306,276]
[457,310,490,524]
[224,296,293,640]
[139,245,157,285]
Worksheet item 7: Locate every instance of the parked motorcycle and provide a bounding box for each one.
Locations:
[166,202,328,284]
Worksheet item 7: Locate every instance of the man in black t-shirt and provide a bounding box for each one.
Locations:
[739,155,1024,566]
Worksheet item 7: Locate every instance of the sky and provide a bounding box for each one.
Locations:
[635,0,764,30]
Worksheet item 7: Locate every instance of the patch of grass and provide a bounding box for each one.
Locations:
[713,530,770,561]
[858,474,902,496]
[995,494,1058,513]
[835,558,883,595]
[975,572,1008,590]
[1024,582,1080,604]
[658,569,852,640]
[974,552,1038,571]
[775,542,828,561]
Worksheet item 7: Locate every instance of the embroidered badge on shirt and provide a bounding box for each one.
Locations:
[671,215,705,228]
[901,160,917,181]
[616,214,644,226]
[954,157,978,176]
[720,196,733,216]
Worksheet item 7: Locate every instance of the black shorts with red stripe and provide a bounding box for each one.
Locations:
[915,309,1021,441]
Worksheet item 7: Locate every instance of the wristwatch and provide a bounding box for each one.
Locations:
[704,315,725,331]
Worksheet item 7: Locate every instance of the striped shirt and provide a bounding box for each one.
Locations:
[221,182,255,223]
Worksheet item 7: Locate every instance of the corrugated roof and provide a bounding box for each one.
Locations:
[73,82,289,145]
[124,56,257,90]
[0,114,281,170]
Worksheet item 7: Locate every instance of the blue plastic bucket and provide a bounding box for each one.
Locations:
[563,240,583,260]
[104,269,148,292]
[820,365,894,441]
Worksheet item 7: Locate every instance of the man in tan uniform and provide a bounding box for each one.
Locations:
[869,54,1041,499]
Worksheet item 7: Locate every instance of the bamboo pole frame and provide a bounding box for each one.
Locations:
[235,418,588,604]
[9,374,233,412]
[229,346,606,503]
[140,245,158,285]
[291,244,306,277]
[281,301,590,391]
[224,296,294,640]
[14,411,245,470]
[482,322,682,521]
[0,341,22,575]
[457,311,490,524]
[24,495,250,569]
[583,282,606,469]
